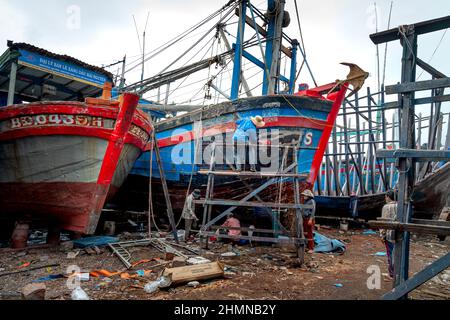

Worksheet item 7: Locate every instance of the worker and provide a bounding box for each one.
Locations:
[380,189,398,278]
[232,115,266,172]
[218,213,242,244]
[181,189,201,242]
[302,190,316,253]
[349,192,358,218]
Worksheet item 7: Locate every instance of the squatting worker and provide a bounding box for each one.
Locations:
[232,115,266,172]
[302,190,316,253]
[380,189,398,278]
[182,189,201,241]
[218,213,242,244]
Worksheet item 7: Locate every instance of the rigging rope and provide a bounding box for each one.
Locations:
[125,0,239,76]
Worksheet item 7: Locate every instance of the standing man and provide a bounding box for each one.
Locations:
[232,115,266,172]
[182,189,201,242]
[380,189,398,278]
[301,190,316,253]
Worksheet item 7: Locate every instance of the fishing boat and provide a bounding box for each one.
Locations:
[0,42,151,235]
[0,92,149,234]
[119,0,369,220]
[131,74,367,214]
[314,160,450,221]
[413,161,450,219]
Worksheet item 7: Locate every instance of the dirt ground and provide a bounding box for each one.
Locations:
[0,228,449,301]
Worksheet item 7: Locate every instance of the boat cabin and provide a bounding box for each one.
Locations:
[0,41,114,106]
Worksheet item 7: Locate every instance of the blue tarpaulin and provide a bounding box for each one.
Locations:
[313,232,346,254]
[73,236,118,248]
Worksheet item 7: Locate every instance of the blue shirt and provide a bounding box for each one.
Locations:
[233,119,257,142]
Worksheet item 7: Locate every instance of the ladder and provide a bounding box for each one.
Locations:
[108,239,191,269]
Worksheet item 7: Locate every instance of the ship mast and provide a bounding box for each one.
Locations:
[266,0,286,95]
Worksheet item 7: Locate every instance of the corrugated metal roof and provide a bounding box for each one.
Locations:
[7,41,114,81]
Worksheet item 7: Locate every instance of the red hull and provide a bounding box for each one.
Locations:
[0,93,149,234]
[0,182,118,233]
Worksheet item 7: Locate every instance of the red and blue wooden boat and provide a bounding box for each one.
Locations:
[0,91,151,234]
[129,82,351,213]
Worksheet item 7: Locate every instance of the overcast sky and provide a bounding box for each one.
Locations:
[0,0,449,143]
[1,0,449,88]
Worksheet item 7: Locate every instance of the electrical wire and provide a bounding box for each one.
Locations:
[417,28,448,80]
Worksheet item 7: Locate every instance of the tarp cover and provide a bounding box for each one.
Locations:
[313,232,346,254]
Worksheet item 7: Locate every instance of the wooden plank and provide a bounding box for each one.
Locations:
[151,119,179,243]
[377,149,450,162]
[200,231,306,245]
[163,262,225,285]
[198,170,308,178]
[416,58,447,79]
[370,15,450,44]
[211,225,283,234]
[195,199,310,210]
[412,219,450,227]
[368,221,450,236]
[386,77,450,95]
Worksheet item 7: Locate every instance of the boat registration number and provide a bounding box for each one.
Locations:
[9,114,105,129]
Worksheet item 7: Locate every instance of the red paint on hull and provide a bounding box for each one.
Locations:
[308,84,349,185]
[0,182,119,233]
[0,94,148,234]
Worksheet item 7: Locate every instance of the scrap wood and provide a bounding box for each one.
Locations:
[163,262,225,285]
[131,258,161,269]
[90,270,120,278]
[90,262,171,279]
[0,263,60,278]
[420,289,450,299]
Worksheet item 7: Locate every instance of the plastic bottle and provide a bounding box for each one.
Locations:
[144,276,172,294]
[71,287,90,300]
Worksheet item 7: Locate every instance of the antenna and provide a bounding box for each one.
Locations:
[132,12,151,84]
[382,1,393,88]
[374,2,381,94]
[142,11,150,83]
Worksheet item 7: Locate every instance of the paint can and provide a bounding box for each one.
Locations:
[340,221,349,232]
[11,222,30,249]
[103,221,116,236]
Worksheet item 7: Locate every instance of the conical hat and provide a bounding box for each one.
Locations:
[251,116,266,128]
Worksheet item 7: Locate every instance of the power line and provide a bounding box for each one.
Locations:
[417,28,448,80]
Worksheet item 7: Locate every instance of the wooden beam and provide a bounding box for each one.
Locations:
[377,149,450,162]
[198,170,308,178]
[412,218,450,227]
[416,58,447,79]
[139,104,202,113]
[150,119,179,243]
[370,15,450,44]
[200,231,305,245]
[368,221,450,236]
[195,199,311,210]
[385,77,450,95]
[383,252,450,300]
[383,93,450,109]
